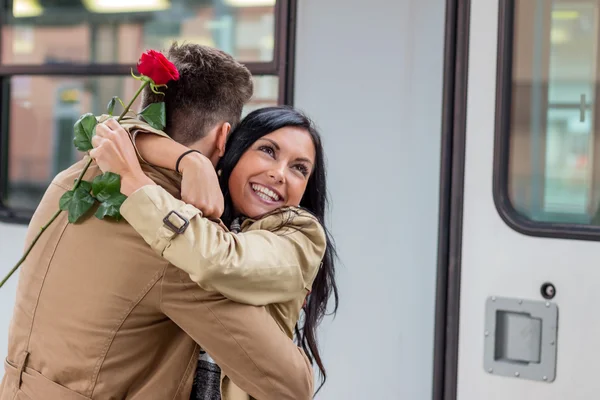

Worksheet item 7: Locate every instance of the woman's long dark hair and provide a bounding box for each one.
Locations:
[217,106,339,391]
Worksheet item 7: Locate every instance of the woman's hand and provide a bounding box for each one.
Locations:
[178,152,224,219]
[90,119,155,196]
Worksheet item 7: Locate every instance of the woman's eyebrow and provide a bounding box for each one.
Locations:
[295,157,313,165]
[259,137,314,165]
[258,138,280,151]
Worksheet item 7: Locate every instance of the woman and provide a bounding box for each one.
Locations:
[90,107,338,399]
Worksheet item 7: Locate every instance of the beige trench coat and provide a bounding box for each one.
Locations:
[0,118,320,400]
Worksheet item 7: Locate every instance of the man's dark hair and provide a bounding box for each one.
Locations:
[140,42,253,145]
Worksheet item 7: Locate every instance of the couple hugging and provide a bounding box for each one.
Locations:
[0,42,338,400]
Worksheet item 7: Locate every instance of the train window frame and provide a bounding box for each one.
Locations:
[493,0,600,241]
[0,0,298,225]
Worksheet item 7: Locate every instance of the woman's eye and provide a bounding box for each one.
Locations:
[258,145,275,156]
[293,164,309,176]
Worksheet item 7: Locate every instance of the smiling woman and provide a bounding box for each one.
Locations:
[215,107,326,228]
[228,126,316,218]
[89,105,339,396]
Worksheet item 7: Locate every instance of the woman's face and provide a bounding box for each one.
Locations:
[228,126,316,218]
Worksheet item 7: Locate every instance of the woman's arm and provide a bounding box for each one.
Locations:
[134,132,198,172]
[91,120,325,306]
[92,119,224,218]
[120,184,326,306]
[133,132,224,218]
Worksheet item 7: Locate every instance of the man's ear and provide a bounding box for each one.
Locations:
[216,122,230,157]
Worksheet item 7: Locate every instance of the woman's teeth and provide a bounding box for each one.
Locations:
[252,184,280,201]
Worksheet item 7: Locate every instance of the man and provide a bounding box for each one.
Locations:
[0,43,313,400]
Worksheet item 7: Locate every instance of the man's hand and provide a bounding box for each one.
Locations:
[178,152,224,219]
[90,118,155,196]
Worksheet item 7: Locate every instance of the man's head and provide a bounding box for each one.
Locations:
[140,42,253,166]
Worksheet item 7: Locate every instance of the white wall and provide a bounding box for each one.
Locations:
[0,223,26,368]
[294,0,446,398]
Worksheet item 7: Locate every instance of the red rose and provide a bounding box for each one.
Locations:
[137,50,180,85]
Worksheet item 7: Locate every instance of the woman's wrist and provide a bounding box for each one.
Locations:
[135,132,191,172]
[178,151,209,174]
[121,171,156,197]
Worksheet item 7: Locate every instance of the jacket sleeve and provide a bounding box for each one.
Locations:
[160,267,314,400]
[120,185,326,306]
[119,117,173,166]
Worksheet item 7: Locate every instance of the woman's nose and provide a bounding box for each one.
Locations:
[268,167,285,183]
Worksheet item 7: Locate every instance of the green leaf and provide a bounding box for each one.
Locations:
[92,172,121,202]
[106,97,126,116]
[74,179,92,193]
[67,187,96,223]
[73,113,98,152]
[59,190,74,211]
[138,102,166,131]
[107,97,117,116]
[95,193,127,221]
[61,180,93,213]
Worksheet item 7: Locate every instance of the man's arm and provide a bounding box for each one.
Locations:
[160,266,314,400]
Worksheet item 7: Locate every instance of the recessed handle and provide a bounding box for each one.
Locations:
[484,296,558,383]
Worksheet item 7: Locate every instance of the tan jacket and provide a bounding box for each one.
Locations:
[122,187,325,335]
[121,188,325,396]
[121,121,327,398]
[0,119,316,400]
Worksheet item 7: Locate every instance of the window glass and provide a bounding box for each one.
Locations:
[508,0,600,224]
[4,74,278,211]
[2,0,276,64]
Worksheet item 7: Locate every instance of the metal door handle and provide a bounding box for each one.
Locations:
[483,296,558,382]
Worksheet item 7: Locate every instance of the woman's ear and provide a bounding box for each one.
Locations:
[217,122,231,157]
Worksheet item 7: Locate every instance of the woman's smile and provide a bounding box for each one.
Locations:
[250,183,283,204]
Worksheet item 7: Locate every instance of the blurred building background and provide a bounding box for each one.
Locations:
[4,0,280,211]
